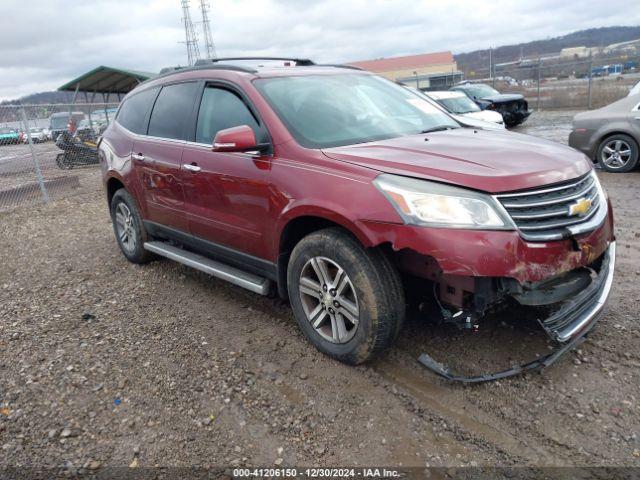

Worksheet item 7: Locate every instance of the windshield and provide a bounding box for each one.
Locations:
[439,96,481,114]
[50,116,69,129]
[254,74,459,148]
[0,127,14,134]
[461,84,500,99]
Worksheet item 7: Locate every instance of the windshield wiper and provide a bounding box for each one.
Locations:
[420,125,458,134]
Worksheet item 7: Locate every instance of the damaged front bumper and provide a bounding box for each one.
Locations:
[418,241,616,383]
[539,241,615,343]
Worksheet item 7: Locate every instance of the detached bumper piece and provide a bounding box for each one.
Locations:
[540,242,616,343]
[418,242,616,384]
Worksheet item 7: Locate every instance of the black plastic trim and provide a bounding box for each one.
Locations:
[143,221,278,281]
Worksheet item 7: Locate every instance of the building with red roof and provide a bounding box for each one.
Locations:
[349,51,462,90]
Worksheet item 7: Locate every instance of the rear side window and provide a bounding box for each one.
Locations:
[195,87,259,144]
[116,87,159,134]
[148,82,199,140]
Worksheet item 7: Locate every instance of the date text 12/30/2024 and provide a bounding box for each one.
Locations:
[233,468,402,478]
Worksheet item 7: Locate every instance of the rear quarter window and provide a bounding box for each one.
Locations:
[116,86,160,134]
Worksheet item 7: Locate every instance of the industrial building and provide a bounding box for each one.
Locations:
[349,51,463,90]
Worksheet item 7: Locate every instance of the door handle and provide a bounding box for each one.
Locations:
[183,163,201,173]
[132,153,146,162]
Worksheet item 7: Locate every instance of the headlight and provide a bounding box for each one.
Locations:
[373,174,514,229]
[590,169,608,200]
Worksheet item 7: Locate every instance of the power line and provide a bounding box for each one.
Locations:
[199,0,217,59]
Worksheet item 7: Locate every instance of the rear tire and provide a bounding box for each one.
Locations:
[110,189,154,264]
[287,227,405,365]
[597,134,639,173]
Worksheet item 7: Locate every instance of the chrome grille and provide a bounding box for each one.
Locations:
[496,173,602,241]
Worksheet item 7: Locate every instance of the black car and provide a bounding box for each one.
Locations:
[450,83,531,128]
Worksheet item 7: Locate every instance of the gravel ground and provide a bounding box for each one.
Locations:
[1,111,640,475]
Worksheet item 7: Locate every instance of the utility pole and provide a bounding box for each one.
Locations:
[588,60,593,110]
[181,0,201,66]
[199,0,217,59]
[489,46,493,85]
[537,56,542,111]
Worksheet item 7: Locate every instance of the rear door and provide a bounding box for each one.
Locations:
[181,83,274,260]
[132,81,200,232]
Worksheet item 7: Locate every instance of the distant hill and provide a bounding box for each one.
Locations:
[1,90,121,106]
[455,26,640,74]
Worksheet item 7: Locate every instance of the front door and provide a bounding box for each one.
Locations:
[182,85,275,260]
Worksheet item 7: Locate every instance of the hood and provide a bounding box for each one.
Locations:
[574,93,639,123]
[451,114,504,131]
[322,129,591,193]
[463,110,505,125]
[480,93,524,103]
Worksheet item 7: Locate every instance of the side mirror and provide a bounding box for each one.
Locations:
[212,125,267,153]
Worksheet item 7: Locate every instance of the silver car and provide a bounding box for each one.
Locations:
[569,94,640,172]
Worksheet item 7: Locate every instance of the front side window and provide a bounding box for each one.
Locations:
[148,82,199,140]
[195,87,260,144]
[116,87,159,134]
[254,74,458,149]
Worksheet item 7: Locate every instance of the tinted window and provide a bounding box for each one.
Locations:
[195,87,260,144]
[116,87,159,134]
[148,82,199,140]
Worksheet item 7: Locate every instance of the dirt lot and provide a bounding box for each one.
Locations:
[1,112,640,475]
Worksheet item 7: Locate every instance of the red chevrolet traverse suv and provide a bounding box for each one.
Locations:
[99,58,615,373]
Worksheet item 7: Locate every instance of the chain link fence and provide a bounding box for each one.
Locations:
[464,55,640,110]
[0,103,118,212]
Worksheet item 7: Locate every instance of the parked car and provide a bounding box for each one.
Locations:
[425,90,505,127]
[0,127,21,145]
[628,80,640,97]
[405,87,505,131]
[569,93,640,173]
[100,58,614,378]
[450,82,531,127]
[49,111,86,141]
[22,127,48,143]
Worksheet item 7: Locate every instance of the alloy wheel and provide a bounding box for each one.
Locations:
[114,203,137,253]
[298,256,360,344]
[601,139,632,169]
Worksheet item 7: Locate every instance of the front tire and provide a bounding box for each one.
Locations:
[287,227,405,365]
[110,189,154,264]
[597,134,639,173]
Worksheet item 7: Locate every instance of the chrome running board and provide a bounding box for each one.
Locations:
[143,241,271,295]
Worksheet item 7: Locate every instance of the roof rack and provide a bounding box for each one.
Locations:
[194,57,316,67]
[138,58,361,90]
[318,64,363,71]
[159,66,187,75]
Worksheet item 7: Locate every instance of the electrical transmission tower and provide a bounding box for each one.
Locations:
[181,0,201,66]
[199,0,217,59]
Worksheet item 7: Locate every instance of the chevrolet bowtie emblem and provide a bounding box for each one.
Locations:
[569,197,592,216]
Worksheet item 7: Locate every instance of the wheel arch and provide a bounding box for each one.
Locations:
[275,209,375,300]
[106,175,126,207]
[594,129,638,159]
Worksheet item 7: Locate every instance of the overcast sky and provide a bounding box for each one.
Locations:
[1,0,639,100]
